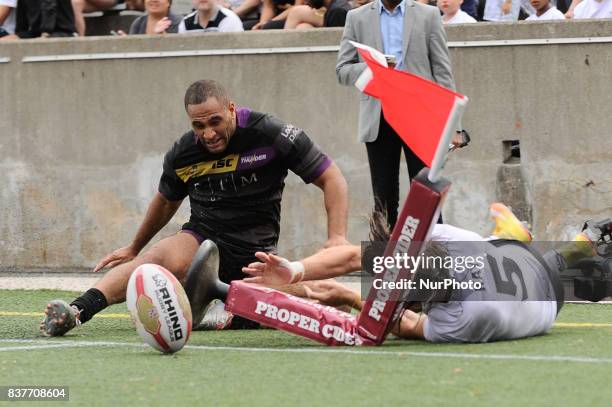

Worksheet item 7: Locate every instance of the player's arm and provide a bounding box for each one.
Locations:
[123,192,183,256]
[271,116,348,247]
[93,142,186,272]
[242,244,361,285]
[391,309,426,340]
[300,280,363,311]
[311,162,349,248]
[93,192,183,272]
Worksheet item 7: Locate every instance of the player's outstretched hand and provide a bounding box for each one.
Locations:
[242,252,304,286]
[303,280,361,310]
[93,246,139,272]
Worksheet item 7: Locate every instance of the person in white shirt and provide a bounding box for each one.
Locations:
[483,0,521,21]
[521,0,536,17]
[572,0,612,19]
[525,0,565,19]
[438,0,478,23]
[0,0,16,38]
[179,0,245,32]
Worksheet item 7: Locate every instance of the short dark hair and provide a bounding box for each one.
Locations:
[184,80,229,109]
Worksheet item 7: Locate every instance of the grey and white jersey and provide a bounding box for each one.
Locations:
[422,225,558,343]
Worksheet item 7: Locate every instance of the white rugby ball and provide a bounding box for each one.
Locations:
[126,264,192,353]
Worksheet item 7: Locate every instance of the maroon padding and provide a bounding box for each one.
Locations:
[226,281,374,346]
[356,169,451,344]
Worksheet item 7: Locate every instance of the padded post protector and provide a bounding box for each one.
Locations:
[356,168,451,344]
[226,280,374,346]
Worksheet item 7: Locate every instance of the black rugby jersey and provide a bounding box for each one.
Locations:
[159,108,331,250]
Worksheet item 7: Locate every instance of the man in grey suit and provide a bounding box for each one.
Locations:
[336,0,461,229]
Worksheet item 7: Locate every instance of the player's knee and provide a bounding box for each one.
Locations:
[136,250,165,267]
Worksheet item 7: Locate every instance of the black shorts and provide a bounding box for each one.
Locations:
[182,225,262,330]
[181,226,259,284]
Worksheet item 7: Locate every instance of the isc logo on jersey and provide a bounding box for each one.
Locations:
[126,264,193,353]
[175,154,239,182]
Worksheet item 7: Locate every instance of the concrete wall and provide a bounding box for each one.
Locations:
[1,21,611,269]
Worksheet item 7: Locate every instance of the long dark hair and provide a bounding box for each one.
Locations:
[365,208,452,308]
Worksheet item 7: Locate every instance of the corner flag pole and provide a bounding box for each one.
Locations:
[428,95,469,183]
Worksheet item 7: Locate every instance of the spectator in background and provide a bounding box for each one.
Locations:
[525,0,564,19]
[439,0,477,22]
[0,0,17,39]
[15,0,76,38]
[222,0,261,28]
[460,0,478,18]
[252,0,304,29]
[283,0,352,28]
[126,0,145,9]
[72,1,145,36]
[564,0,582,17]
[521,0,536,16]
[72,0,117,36]
[179,0,244,32]
[129,0,181,34]
[572,0,612,18]
[483,0,521,20]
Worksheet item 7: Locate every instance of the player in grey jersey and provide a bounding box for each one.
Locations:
[241,203,602,343]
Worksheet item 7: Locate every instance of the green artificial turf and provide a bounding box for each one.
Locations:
[0,290,611,406]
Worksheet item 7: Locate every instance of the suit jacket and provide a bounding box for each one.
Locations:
[336,0,457,143]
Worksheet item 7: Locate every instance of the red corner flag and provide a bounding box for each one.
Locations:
[351,41,468,181]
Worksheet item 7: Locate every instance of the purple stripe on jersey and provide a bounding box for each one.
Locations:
[236,147,276,171]
[304,156,332,184]
[236,107,252,128]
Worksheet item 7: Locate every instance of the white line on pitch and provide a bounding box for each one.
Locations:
[0,344,90,352]
[0,339,611,364]
[185,346,612,364]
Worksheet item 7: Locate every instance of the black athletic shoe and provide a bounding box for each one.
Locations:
[184,240,229,328]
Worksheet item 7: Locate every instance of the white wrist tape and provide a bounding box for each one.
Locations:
[288,261,305,284]
[277,256,305,284]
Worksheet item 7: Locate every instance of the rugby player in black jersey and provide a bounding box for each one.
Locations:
[41,79,349,336]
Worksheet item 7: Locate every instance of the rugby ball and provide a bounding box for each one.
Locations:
[126,264,192,353]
